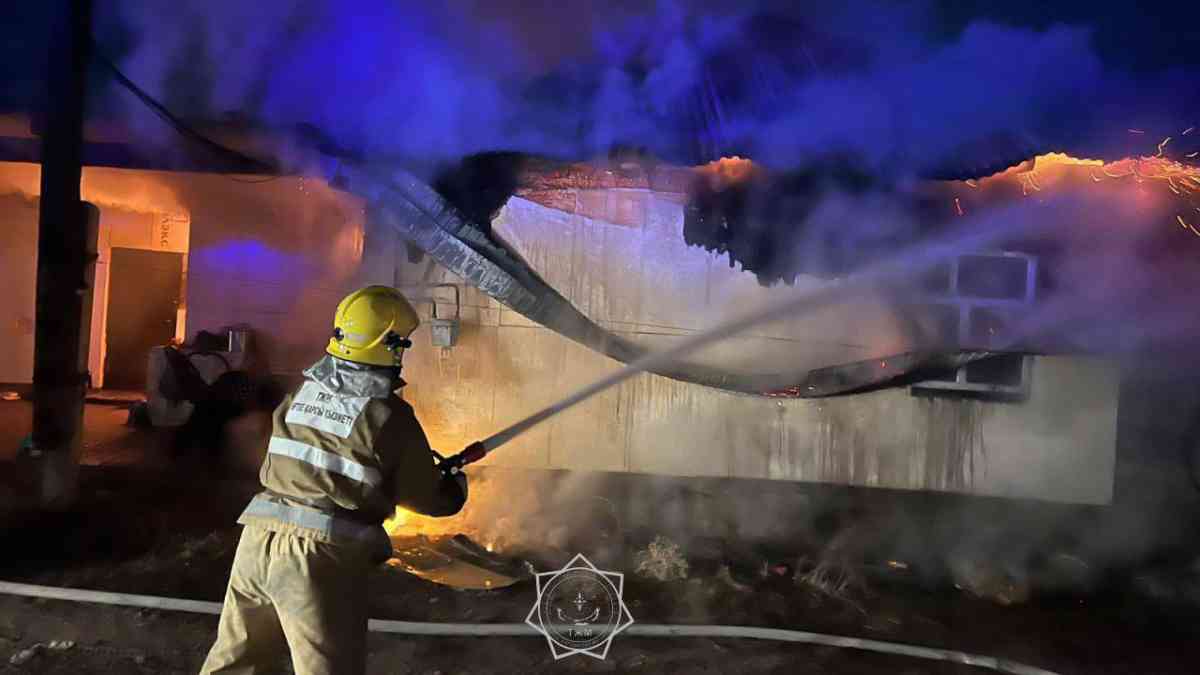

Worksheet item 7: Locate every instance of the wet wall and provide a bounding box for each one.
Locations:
[397,191,1118,504]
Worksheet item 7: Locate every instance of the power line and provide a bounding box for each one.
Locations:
[90,38,280,179]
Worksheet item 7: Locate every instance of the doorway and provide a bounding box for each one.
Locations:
[103,248,184,391]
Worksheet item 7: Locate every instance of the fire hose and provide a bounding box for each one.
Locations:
[0,580,1058,674]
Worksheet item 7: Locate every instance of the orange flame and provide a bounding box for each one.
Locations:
[382,507,409,533]
[954,151,1200,237]
[694,156,761,191]
[383,503,503,556]
[383,505,474,544]
[970,154,1199,198]
[1178,215,1200,237]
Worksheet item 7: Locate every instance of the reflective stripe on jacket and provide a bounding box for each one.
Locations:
[237,356,464,551]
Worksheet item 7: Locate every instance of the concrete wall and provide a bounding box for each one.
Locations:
[492,195,912,377]
[0,193,38,384]
[0,162,399,384]
[0,171,193,388]
[399,284,1117,503]
[178,174,395,375]
[396,192,1118,504]
[0,161,1119,503]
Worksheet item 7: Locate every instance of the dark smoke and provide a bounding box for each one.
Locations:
[683,155,949,284]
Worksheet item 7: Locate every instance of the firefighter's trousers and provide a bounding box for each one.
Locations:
[200,525,370,675]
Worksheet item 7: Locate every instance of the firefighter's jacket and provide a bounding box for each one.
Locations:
[237,355,465,560]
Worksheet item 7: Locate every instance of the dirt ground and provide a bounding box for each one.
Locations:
[1,508,1197,675]
[0,594,1016,675]
[1,398,1200,673]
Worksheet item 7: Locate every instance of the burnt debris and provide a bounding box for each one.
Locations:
[684,156,942,285]
[432,152,528,233]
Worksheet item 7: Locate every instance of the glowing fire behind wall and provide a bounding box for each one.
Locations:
[954,149,1200,236]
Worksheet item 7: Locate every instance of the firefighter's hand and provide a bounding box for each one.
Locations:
[434,468,468,515]
[449,471,468,501]
[437,441,488,477]
[370,529,395,565]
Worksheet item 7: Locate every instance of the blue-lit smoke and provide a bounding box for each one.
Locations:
[95,0,1199,172]
[190,239,315,285]
[93,0,1200,355]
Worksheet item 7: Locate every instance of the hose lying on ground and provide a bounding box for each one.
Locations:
[0,580,1057,675]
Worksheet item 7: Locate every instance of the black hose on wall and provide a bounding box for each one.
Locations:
[338,163,989,398]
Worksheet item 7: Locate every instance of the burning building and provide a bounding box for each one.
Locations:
[8,96,1200,529]
[3,5,1200,673]
[371,140,1200,546]
[16,112,1200,517]
[385,154,1124,507]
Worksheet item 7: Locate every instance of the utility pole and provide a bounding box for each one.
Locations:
[30,0,94,508]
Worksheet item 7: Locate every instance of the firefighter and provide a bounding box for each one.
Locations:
[200,285,472,675]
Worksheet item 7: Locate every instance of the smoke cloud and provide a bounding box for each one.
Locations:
[92,1,1197,172]
[90,1,1200,341]
[83,2,1200,354]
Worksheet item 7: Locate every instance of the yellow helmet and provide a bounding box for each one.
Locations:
[326,286,420,366]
